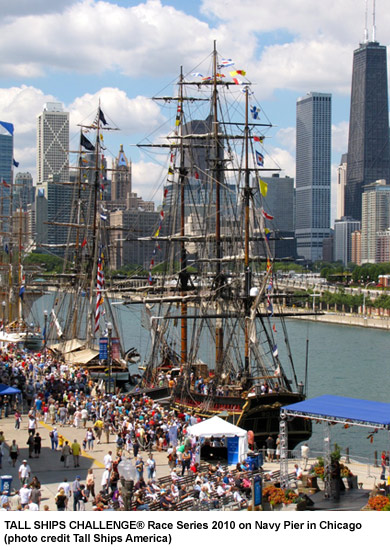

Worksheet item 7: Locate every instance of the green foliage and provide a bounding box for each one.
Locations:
[24,252,63,273]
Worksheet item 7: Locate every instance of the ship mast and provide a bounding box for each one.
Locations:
[178,67,189,366]
[243,86,251,379]
[212,41,224,379]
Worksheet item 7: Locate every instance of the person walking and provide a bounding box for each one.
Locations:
[50,428,59,450]
[86,468,95,498]
[55,488,68,511]
[61,441,71,468]
[9,440,19,467]
[33,433,42,458]
[27,434,34,458]
[135,457,144,481]
[18,460,31,486]
[72,476,81,511]
[71,439,81,467]
[147,453,156,480]
[301,442,310,471]
[266,435,274,462]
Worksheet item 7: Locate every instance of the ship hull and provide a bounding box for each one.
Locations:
[171,390,311,449]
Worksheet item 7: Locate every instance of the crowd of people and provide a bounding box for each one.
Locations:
[0,346,259,511]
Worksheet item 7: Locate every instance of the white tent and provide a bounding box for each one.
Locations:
[187,416,248,464]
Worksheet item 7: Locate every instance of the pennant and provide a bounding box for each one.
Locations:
[256,150,264,166]
[272,323,277,333]
[191,73,204,78]
[13,159,19,167]
[218,58,235,68]
[164,188,169,197]
[81,238,87,248]
[241,86,254,95]
[250,105,260,119]
[259,179,268,197]
[4,243,9,254]
[232,77,243,85]
[1,179,10,188]
[194,172,199,180]
[100,213,108,221]
[99,108,108,125]
[215,73,225,78]
[266,258,272,271]
[154,228,160,237]
[261,208,274,220]
[81,133,95,151]
[264,228,271,241]
[253,136,263,143]
[19,275,25,301]
[272,345,279,358]
[230,70,246,77]
[95,259,105,333]
[267,299,274,316]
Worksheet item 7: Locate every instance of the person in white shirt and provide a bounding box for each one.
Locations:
[103,451,113,470]
[101,468,110,492]
[301,443,310,471]
[57,479,71,499]
[18,461,31,485]
[19,485,31,509]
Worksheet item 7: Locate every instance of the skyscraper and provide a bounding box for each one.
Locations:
[111,144,131,209]
[295,92,332,262]
[361,179,390,263]
[0,121,14,231]
[36,102,69,184]
[333,216,361,266]
[345,40,390,221]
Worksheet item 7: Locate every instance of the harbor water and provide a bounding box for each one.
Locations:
[32,295,390,461]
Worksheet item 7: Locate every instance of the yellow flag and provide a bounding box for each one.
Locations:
[259,179,268,197]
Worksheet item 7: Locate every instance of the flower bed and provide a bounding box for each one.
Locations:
[367,495,390,511]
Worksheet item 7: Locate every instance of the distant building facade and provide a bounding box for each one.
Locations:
[333,216,361,266]
[351,230,361,265]
[345,41,390,221]
[0,121,14,230]
[254,173,297,259]
[296,92,332,262]
[37,102,69,184]
[111,145,132,210]
[337,154,347,220]
[361,180,390,263]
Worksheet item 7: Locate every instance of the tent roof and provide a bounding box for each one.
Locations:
[63,348,99,365]
[187,415,247,438]
[50,338,85,354]
[0,383,21,395]
[281,394,390,429]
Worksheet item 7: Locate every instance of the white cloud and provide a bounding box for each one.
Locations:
[275,127,295,154]
[332,120,349,155]
[0,0,216,79]
[132,160,167,203]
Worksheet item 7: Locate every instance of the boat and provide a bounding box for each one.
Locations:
[128,43,312,448]
[0,199,42,350]
[45,106,139,390]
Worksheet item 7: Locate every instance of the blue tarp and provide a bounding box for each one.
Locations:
[0,384,21,395]
[281,394,390,429]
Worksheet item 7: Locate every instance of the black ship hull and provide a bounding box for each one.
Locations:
[171,389,311,450]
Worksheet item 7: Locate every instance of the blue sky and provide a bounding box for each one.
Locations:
[0,0,389,222]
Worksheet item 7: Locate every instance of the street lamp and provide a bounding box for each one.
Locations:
[43,310,48,356]
[2,301,6,329]
[118,458,136,510]
[362,282,375,319]
[107,321,113,393]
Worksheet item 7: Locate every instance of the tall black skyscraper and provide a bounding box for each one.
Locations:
[345,40,390,221]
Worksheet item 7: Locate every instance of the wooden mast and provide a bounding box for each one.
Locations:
[213,40,224,379]
[244,87,251,378]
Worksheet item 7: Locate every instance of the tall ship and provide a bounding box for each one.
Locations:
[128,43,312,448]
[46,107,139,390]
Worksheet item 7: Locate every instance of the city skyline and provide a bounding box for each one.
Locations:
[0,0,390,223]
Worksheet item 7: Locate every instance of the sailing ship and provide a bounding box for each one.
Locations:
[46,107,138,390]
[0,181,42,350]
[129,43,311,448]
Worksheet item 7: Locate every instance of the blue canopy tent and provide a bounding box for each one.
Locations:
[0,384,21,395]
[278,395,390,489]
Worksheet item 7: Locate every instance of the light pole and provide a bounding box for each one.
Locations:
[43,310,48,357]
[107,321,112,394]
[118,458,136,510]
[362,282,375,319]
[1,301,5,329]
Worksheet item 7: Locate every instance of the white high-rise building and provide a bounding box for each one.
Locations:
[295,92,332,262]
[337,153,347,220]
[361,179,390,263]
[36,102,69,184]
